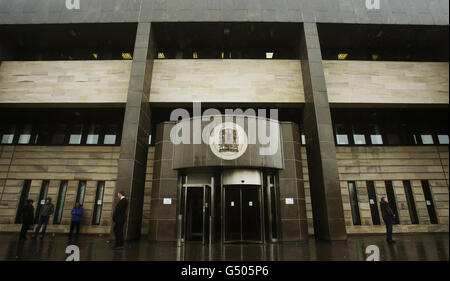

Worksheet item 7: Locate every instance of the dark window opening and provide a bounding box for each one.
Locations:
[0,108,124,146]
[0,23,137,61]
[92,181,105,225]
[54,181,68,224]
[403,180,419,224]
[35,180,49,223]
[15,180,31,224]
[385,181,400,224]
[421,180,439,224]
[366,181,381,225]
[348,181,361,225]
[76,181,87,206]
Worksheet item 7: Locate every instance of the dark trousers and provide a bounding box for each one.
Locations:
[69,221,81,236]
[385,218,393,241]
[19,223,30,240]
[34,216,49,237]
[113,221,125,247]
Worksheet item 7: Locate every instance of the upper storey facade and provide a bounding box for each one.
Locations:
[0,0,448,25]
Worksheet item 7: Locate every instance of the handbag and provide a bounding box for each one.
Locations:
[29,224,35,230]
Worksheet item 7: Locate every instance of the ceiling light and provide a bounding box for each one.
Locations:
[122,53,132,60]
[157,52,165,59]
[338,53,348,60]
[266,52,274,59]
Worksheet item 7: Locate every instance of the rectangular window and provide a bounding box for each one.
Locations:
[370,135,383,145]
[385,181,400,224]
[15,180,31,224]
[421,180,438,224]
[1,124,16,144]
[18,124,33,144]
[421,135,434,145]
[92,181,105,225]
[348,181,361,225]
[76,181,87,205]
[335,124,349,145]
[69,124,84,145]
[86,124,100,145]
[103,124,119,145]
[403,180,419,224]
[53,181,68,224]
[438,135,449,145]
[366,181,381,225]
[35,180,50,222]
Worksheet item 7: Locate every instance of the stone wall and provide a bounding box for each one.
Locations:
[0,145,155,234]
[0,61,131,104]
[302,146,449,234]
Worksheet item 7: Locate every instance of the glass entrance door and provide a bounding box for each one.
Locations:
[181,185,211,244]
[223,186,263,243]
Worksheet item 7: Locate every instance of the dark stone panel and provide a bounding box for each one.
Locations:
[113,22,155,241]
[280,199,300,220]
[157,179,178,198]
[147,219,157,241]
[278,178,298,198]
[300,22,346,241]
[280,219,300,242]
[156,220,177,241]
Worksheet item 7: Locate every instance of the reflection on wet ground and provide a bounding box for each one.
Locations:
[0,233,448,261]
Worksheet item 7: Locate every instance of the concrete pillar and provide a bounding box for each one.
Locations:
[113,22,155,241]
[300,23,347,241]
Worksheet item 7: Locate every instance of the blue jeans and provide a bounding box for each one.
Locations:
[385,218,393,241]
[34,216,50,236]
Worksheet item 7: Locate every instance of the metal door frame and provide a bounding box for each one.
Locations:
[222,171,265,244]
[177,174,214,245]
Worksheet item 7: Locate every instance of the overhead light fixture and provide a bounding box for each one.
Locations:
[338,53,348,60]
[122,53,132,60]
[193,52,198,59]
[157,52,165,59]
[266,52,274,59]
[92,53,98,59]
[372,54,379,61]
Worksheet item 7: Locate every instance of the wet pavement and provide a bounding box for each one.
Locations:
[0,232,448,261]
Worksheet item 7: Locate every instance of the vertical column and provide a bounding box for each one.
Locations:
[113,22,155,241]
[300,23,347,241]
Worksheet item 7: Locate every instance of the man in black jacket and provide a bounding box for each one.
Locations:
[112,191,128,250]
[380,197,396,243]
[19,199,34,240]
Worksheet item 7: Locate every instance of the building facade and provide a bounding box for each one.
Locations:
[0,0,448,243]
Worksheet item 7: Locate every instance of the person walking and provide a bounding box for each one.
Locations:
[19,199,34,240]
[112,191,128,250]
[32,197,54,239]
[69,202,83,238]
[380,197,396,243]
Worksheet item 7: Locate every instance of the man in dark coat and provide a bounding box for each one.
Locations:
[380,197,396,243]
[112,191,128,250]
[32,197,54,239]
[19,199,34,240]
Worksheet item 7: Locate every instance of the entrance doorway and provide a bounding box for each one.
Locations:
[223,185,263,243]
[180,185,211,244]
